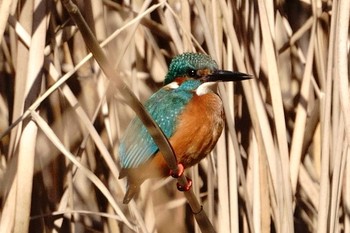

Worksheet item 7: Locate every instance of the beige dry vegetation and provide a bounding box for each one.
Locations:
[0,0,349,233]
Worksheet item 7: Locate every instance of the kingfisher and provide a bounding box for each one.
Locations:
[119,53,250,204]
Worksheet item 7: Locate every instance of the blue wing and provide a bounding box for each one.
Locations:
[119,87,194,168]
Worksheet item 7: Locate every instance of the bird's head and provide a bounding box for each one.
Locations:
[164,53,251,94]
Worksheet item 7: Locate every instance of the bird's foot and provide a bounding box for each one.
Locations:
[169,163,185,178]
[170,164,192,192]
[177,177,192,192]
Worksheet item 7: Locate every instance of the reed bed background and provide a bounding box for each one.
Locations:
[0,0,349,232]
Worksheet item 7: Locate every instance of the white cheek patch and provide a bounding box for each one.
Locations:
[164,81,179,89]
[196,82,218,95]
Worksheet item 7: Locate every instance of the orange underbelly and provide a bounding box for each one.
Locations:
[151,92,224,174]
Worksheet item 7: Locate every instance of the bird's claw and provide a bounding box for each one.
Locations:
[177,177,192,192]
[170,164,192,192]
[170,163,185,178]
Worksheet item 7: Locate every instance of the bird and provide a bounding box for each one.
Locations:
[118,53,250,204]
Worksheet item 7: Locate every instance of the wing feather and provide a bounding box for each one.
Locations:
[119,87,192,168]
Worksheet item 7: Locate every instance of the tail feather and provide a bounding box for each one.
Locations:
[119,168,146,204]
[123,183,140,204]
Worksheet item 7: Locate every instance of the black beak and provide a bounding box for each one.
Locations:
[203,70,252,82]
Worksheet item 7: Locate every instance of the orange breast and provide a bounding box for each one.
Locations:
[151,92,224,175]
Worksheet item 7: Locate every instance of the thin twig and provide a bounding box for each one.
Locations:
[60,0,216,232]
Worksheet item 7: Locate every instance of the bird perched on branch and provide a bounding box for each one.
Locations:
[119,53,250,204]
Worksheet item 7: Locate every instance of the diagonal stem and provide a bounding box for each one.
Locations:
[60,0,215,232]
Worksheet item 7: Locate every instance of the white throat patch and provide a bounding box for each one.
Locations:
[196,82,218,96]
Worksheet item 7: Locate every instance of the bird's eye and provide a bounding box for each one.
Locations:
[188,69,197,78]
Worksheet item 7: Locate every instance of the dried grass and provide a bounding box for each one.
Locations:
[0,0,349,232]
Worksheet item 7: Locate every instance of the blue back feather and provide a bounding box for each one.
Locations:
[119,80,202,168]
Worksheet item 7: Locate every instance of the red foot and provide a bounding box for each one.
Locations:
[177,177,192,192]
[170,163,185,178]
